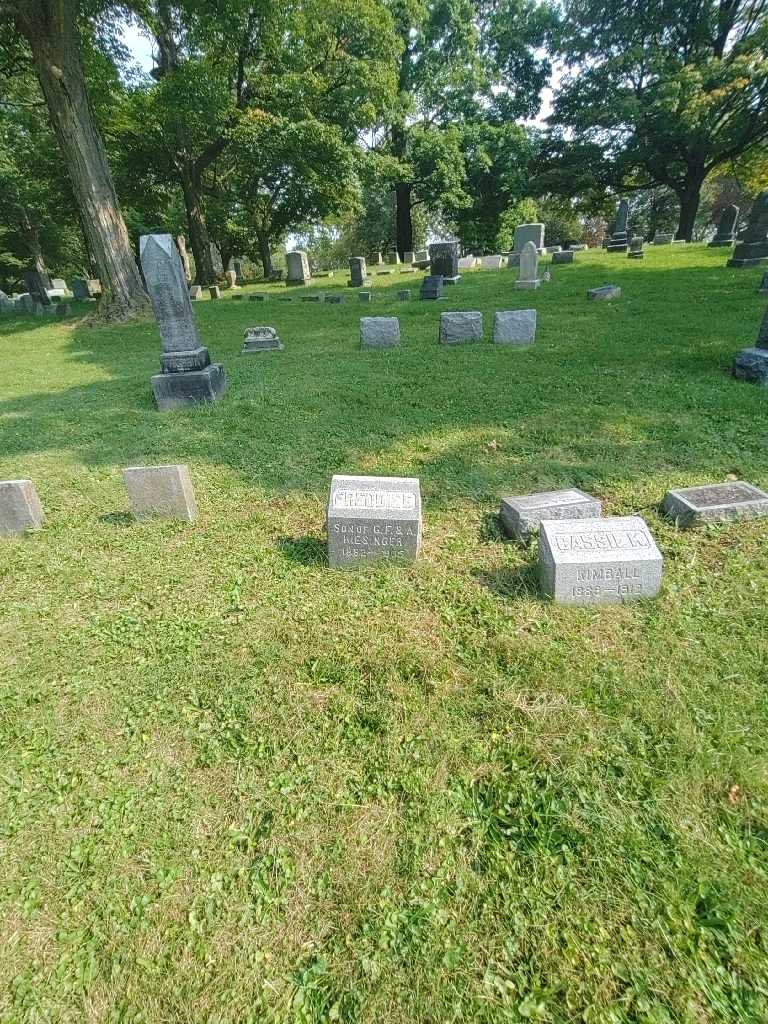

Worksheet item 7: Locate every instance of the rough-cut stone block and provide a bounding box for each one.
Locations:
[662,481,768,527]
[241,326,284,353]
[500,488,601,542]
[552,250,574,264]
[539,516,663,605]
[493,309,537,346]
[588,285,621,301]
[361,316,400,349]
[151,363,227,411]
[327,474,421,568]
[123,465,197,522]
[0,480,44,536]
[439,311,483,345]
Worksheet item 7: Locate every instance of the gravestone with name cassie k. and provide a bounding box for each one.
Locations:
[662,481,768,526]
[732,303,768,384]
[360,317,400,349]
[500,488,601,542]
[515,241,540,289]
[286,250,311,285]
[727,191,768,268]
[492,309,537,346]
[123,465,197,522]
[709,204,739,247]
[439,311,483,344]
[348,257,368,287]
[140,233,227,411]
[0,479,44,537]
[241,326,284,353]
[513,223,544,253]
[539,515,663,605]
[327,474,421,568]
[428,242,461,284]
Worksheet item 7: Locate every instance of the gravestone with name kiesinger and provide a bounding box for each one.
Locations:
[732,304,768,384]
[492,309,537,346]
[728,191,768,268]
[241,326,284,353]
[513,223,545,253]
[428,242,461,284]
[628,236,644,259]
[606,199,630,252]
[439,311,483,344]
[140,233,227,411]
[709,204,739,247]
[348,256,368,287]
[500,488,602,542]
[588,284,621,301]
[539,515,663,605]
[360,316,400,349]
[420,275,444,300]
[327,474,422,568]
[0,479,44,537]
[515,241,541,290]
[123,464,197,522]
[286,250,311,285]
[662,481,768,527]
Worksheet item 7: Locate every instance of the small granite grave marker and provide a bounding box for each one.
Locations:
[500,488,601,542]
[539,515,663,605]
[552,250,574,264]
[398,289,411,301]
[652,233,673,245]
[493,309,537,346]
[241,326,284,353]
[481,255,504,270]
[439,311,483,345]
[359,291,372,302]
[327,474,421,568]
[628,237,644,259]
[189,285,202,300]
[325,294,343,304]
[249,294,267,301]
[662,481,768,526]
[732,304,768,383]
[458,255,476,271]
[588,285,621,301]
[420,275,444,300]
[209,286,221,300]
[709,205,739,247]
[123,465,197,522]
[286,250,311,285]
[0,480,44,536]
[360,317,400,349]
[71,278,100,299]
[515,241,540,290]
[403,251,415,264]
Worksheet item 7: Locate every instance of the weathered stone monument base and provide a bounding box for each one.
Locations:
[124,465,198,521]
[515,278,540,290]
[539,515,663,605]
[327,474,421,568]
[151,364,227,411]
[241,327,284,353]
[439,311,482,344]
[662,481,768,526]
[0,479,44,536]
[732,347,768,384]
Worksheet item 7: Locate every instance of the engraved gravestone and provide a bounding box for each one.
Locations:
[515,241,540,289]
[327,475,422,568]
[241,326,284,353]
[732,304,768,384]
[539,516,663,605]
[420,275,444,300]
[628,237,644,259]
[513,223,544,252]
[428,242,461,283]
[728,191,768,267]
[360,317,400,349]
[481,255,504,270]
[709,204,739,247]
[0,479,44,536]
[492,309,537,345]
[286,250,311,285]
[123,465,197,522]
[23,269,52,305]
[189,285,202,300]
[500,488,601,542]
[653,233,673,245]
[662,481,768,526]
[209,286,221,300]
[349,257,368,287]
[607,199,629,252]
[439,311,483,345]
[140,233,226,411]
[552,250,574,264]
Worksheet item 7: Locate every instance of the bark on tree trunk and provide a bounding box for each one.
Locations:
[15,0,149,321]
[17,207,47,275]
[675,177,704,242]
[180,162,216,285]
[395,182,414,257]
[256,231,273,277]
[175,235,191,282]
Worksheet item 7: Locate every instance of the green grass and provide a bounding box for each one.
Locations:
[1,246,768,1023]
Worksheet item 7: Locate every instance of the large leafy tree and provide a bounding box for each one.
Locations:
[550,0,768,240]
[1,0,149,319]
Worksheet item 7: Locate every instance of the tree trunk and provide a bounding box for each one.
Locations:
[180,162,216,285]
[675,175,705,242]
[256,231,273,277]
[15,0,149,321]
[175,235,191,282]
[17,207,47,275]
[395,182,413,257]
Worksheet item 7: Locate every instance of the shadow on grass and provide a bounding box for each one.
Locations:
[276,536,327,566]
[472,563,541,600]
[98,511,135,527]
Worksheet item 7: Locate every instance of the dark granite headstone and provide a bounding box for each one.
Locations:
[420,275,444,300]
[728,191,768,268]
[23,269,52,305]
[349,257,368,287]
[709,204,739,247]
[428,242,460,283]
[733,304,768,383]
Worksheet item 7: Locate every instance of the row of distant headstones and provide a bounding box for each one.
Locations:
[2,472,767,606]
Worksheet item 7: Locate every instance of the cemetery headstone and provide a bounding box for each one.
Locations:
[513,223,545,253]
[492,309,537,346]
[189,285,203,300]
[348,257,368,287]
[123,464,198,522]
[403,251,415,264]
[249,294,267,301]
[515,241,541,289]
[709,204,739,247]
[732,304,768,384]
[325,295,343,304]
[652,232,673,245]
[359,291,372,302]
[71,278,101,300]
[506,252,521,268]
[23,269,52,305]
[327,474,422,568]
[628,237,644,259]
[369,252,384,266]
[439,311,483,345]
[458,255,476,271]
[18,294,35,313]
[500,488,601,542]
[241,326,284,353]
[301,295,322,302]
[728,191,768,268]
[140,233,227,411]
[54,303,72,318]
[606,200,629,252]
[50,278,68,291]
[545,245,562,254]
[552,250,574,264]
[481,255,504,270]
[420,275,444,300]
[210,243,224,274]
[663,481,768,526]
[398,289,411,301]
[360,316,400,349]
[286,250,311,285]
[428,242,461,284]
[0,479,44,537]
[569,244,588,251]
[588,285,621,301]
[539,515,663,605]
[223,269,239,289]
[233,259,244,284]
[209,286,221,300]
[386,251,401,265]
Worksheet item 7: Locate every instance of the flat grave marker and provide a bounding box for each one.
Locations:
[123,465,198,522]
[500,488,601,542]
[662,481,768,527]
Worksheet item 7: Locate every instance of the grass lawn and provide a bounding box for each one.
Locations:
[2,245,768,1023]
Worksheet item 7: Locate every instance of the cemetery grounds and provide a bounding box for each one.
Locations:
[1,244,767,1022]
